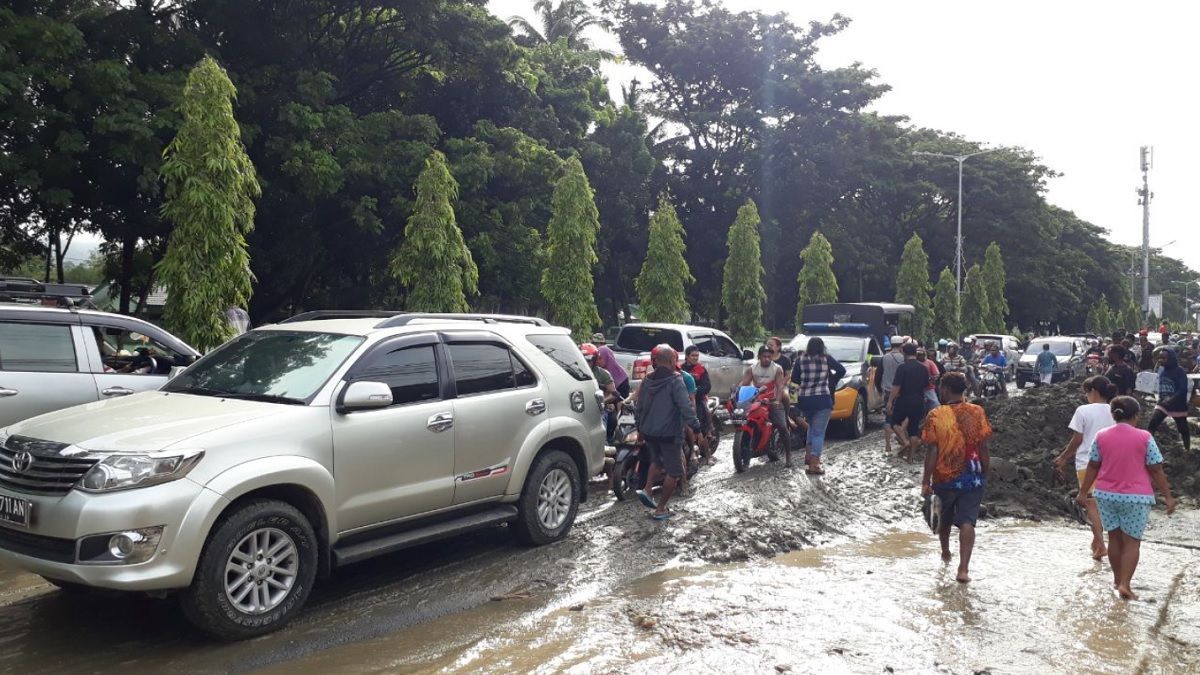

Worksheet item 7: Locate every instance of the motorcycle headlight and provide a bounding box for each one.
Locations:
[733,408,745,416]
[78,449,204,493]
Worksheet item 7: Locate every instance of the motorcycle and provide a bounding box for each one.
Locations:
[1085,352,1103,376]
[611,400,700,500]
[703,396,722,449]
[979,364,1005,399]
[726,387,782,473]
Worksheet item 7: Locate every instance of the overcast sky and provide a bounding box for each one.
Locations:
[491,0,1200,278]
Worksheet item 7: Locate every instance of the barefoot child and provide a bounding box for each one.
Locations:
[1053,376,1117,560]
[920,372,992,583]
[1077,396,1177,600]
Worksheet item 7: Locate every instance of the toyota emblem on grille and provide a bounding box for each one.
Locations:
[11,451,33,474]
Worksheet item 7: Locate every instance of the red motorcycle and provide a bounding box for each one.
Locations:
[726,388,782,473]
[1085,352,1103,376]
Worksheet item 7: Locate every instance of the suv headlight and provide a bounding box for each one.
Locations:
[78,450,204,493]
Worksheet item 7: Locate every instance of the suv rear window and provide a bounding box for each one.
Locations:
[0,322,76,372]
[526,334,590,381]
[615,326,684,352]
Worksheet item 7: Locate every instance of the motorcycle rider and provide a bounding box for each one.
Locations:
[581,343,621,438]
[635,345,702,520]
[980,342,1009,397]
[740,345,791,465]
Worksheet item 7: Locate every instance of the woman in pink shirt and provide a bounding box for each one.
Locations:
[1078,396,1177,600]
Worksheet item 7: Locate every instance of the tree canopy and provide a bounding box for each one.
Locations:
[794,231,838,330]
[895,233,933,341]
[961,264,990,336]
[541,156,601,338]
[721,200,766,345]
[931,267,960,340]
[635,195,693,323]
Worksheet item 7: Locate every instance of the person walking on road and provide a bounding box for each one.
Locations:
[887,343,930,462]
[1148,347,1191,450]
[740,346,791,465]
[1053,376,1118,560]
[1077,396,1177,600]
[791,337,846,475]
[1036,342,1057,386]
[1105,345,1136,396]
[874,338,907,455]
[920,372,992,584]
[917,347,941,412]
[635,345,702,520]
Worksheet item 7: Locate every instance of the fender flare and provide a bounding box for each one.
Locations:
[202,455,338,539]
[505,417,593,498]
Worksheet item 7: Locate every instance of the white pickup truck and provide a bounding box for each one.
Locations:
[608,323,753,401]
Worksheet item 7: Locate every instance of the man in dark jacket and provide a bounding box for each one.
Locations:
[635,344,701,520]
[682,345,712,434]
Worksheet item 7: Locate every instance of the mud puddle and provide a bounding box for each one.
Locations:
[268,520,1200,674]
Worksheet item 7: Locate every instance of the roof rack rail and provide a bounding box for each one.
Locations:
[279,310,404,324]
[0,277,95,310]
[375,313,551,328]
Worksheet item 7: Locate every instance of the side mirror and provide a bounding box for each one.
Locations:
[340,381,393,413]
[742,349,754,361]
[167,366,188,381]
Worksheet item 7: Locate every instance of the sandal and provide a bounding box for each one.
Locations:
[650,511,676,521]
[806,467,825,475]
[636,490,657,509]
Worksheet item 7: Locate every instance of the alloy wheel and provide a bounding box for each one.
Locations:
[223,527,298,615]
[536,468,573,530]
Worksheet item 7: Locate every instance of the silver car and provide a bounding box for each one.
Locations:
[0,313,605,640]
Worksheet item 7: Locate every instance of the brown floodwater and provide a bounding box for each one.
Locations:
[254,519,1200,674]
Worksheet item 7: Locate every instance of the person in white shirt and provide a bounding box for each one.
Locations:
[1053,376,1118,560]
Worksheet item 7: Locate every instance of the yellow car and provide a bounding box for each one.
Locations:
[787,332,886,438]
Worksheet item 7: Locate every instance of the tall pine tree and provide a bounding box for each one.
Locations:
[157,57,260,352]
[931,267,961,340]
[794,230,839,329]
[980,242,1009,331]
[894,233,933,341]
[391,150,478,313]
[721,200,766,346]
[635,195,693,323]
[541,156,601,339]
[961,263,990,336]
[1087,295,1114,335]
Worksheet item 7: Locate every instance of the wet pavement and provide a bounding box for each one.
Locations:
[0,413,1195,674]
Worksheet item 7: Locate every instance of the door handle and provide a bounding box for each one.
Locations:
[426,412,454,433]
[0,387,17,398]
[525,398,547,416]
[101,387,135,397]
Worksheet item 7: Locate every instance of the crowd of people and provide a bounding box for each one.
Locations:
[576,323,1194,594]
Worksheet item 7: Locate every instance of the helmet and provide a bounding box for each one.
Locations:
[937,339,949,348]
[964,337,975,345]
[580,343,598,359]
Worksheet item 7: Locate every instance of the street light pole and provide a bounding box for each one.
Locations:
[1172,279,1200,330]
[913,148,1000,298]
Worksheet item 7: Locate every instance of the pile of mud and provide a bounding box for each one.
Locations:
[978,379,1200,520]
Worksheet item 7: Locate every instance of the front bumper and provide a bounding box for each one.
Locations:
[0,477,228,591]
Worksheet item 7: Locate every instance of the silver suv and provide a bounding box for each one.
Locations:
[0,312,605,639]
[0,303,200,427]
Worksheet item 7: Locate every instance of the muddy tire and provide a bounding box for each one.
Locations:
[180,499,317,641]
[612,456,639,501]
[732,430,750,473]
[845,393,867,439]
[513,449,580,546]
[765,429,782,463]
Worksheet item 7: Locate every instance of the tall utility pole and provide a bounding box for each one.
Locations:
[1137,146,1153,315]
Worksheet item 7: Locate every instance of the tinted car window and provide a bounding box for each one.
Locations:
[0,322,76,372]
[526,334,590,381]
[713,335,740,357]
[690,334,717,354]
[450,343,515,396]
[615,326,684,352]
[512,353,536,388]
[356,344,441,405]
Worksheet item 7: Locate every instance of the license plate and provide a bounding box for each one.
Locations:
[0,492,32,528]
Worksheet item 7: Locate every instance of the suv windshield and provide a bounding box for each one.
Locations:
[1029,340,1074,357]
[164,330,363,403]
[788,335,864,364]
[615,326,684,352]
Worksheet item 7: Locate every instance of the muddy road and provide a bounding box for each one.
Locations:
[0,416,1196,674]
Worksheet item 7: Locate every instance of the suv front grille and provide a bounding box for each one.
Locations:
[0,436,97,496]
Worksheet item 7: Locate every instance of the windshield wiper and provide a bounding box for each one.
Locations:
[170,385,234,398]
[217,392,306,406]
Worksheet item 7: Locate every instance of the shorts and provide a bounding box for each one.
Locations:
[1096,497,1152,540]
[933,487,984,527]
[892,400,925,437]
[1076,470,1093,497]
[644,435,684,478]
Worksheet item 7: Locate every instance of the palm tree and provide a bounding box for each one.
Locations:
[508,0,613,54]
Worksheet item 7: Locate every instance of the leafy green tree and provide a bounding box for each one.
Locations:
[931,267,961,340]
[156,57,260,352]
[794,231,839,328]
[1087,295,1114,335]
[635,195,693,323]
[391,150,479,313]
[980,242,1009,331]
[541,156,601,338]
[1120,300,1142,333]
[961,264,990,336]
[894,233,933,341]
[721,200,766,345]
